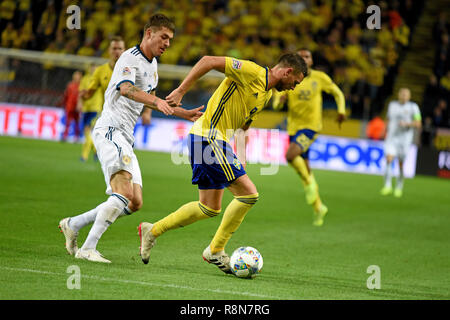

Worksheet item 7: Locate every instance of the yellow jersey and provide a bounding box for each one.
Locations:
[190,57,272,142]
[274,69,345,135]
[79,73,103,113]
[87,62,114,108]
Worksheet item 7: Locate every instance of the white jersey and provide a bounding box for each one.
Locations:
[95,45,159,145]
[385,100,421,145]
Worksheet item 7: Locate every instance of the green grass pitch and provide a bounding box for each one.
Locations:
[0,136,449,300]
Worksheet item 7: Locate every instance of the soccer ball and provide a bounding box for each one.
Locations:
[230,246,263,279]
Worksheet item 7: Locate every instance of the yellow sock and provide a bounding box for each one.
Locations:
[151,201,220,237]
[289,156,312,185]
[81,128,94,160]
[210,193,259,254]
[313,194,323,212]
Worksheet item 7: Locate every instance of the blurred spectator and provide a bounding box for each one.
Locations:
[388,0,403,30]
[421,116,435,146]
[422,74,442,117]
[433,12,449,44]
[62,71,82,142]
[393,19,410,48]
[0,0,16,31]
[366,113,386,140]
[440,70,450,92]
[1,22,17,47]
[432,99,448,127]
[16,0,31,28]
[434,33,449,79]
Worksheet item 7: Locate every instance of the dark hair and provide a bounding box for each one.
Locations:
[144,13,175,33]
[110,35,124,43]
[277,53,308,77]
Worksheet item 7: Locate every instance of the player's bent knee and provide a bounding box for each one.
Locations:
[285,150,295,162]
[286,150,302,163]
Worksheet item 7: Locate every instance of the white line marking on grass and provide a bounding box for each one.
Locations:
[0,266,282,299]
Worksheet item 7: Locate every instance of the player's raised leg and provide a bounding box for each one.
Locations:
[286,142,317,204]
[139,189,223,264]
[286,140,327,225]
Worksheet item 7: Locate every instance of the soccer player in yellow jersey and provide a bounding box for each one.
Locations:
[78,64,103,161]
[138,54,308,273]
[79,36,126,161]
[273,49,346,226]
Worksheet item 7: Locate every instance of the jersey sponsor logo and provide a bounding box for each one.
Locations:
[122,67,131,76]
[232,59,242,70]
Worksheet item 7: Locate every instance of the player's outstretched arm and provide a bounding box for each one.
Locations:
[172,105,205,122]
[166,56,226,107]
[119,82,173,116]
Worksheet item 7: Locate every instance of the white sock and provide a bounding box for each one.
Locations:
[396,170,404,190]
[69,203,134,232]
[69,202,107,232]
[384,162,392,188]
[81,194,128,250]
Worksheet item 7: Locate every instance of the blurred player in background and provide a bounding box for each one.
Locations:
[77,64,102,161]
[59,14,203,263]
[78,36,126,162]
[138,53,307,273]
[272,49,346,226]
[61,70,82,142]
[380,88,422,198]
[366,112,386,140]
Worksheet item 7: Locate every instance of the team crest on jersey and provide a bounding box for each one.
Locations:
[122,155,131,165]
[232,59,242,70]
[233,158,242,170]
[122,67,131,76]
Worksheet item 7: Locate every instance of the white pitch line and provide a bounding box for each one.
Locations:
[0,266,282,299]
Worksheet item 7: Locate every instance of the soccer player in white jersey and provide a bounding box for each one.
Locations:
[58,14,204,263]
[381,88,422,198]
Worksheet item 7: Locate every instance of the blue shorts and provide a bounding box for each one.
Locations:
[188,134,246,189]
[82,112,98,129]
[289,129,317,160]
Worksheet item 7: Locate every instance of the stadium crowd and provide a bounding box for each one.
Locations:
[417,11,450,146]
[1,0,424,120]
